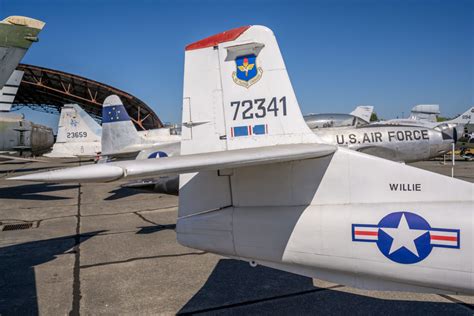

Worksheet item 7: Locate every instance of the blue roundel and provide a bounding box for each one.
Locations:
[376,212,432,264]
[148,151,168,159]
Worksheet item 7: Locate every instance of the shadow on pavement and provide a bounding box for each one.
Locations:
[178,259,471,315]
[105,187,155,201]
[136,224,176,234]
[0,232,102,315]
[0,183,78,200]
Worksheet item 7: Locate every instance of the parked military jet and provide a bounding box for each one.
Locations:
[100,95,180,159]
[312,123,454,162]
[304,103,457,162]
[100,95,180,194]
[379,106,473,130]
[384,104,439,125]
[47,100,180,160]
[10,26,473,294]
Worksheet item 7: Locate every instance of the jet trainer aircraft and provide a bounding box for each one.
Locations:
[10,26,473,294]
[312,123,454,162]
[100,95,180,160]
[384,104,440,126]
[304,103,455,162]
[379,105,473,137]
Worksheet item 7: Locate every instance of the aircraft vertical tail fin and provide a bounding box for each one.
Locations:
[178,25,320,217]
[409,104,440,122]
[101,95,142,155]
[181,25,317,155]
[0,16,45,88]
[56,104,101,143]
[446,107,474,124]
[45,104,101,157]
[0,70,23,111]
[350,105,374,123]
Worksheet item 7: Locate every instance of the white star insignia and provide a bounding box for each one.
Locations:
[381,213,427,257]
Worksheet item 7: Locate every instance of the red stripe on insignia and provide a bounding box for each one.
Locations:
[248,126,252,135]
[430,235,457,241]
[185,26,251,51]
[355,231,378,236]
[231,128,234,137]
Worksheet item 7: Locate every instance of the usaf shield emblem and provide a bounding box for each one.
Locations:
[232,54,263,88]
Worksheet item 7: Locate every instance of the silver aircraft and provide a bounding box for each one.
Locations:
[378,106,473,133]
[305,104,460,163]
[306,104,474,163]
[385,104,440,125]
[100,95,180,160]
[312,124,454,163]
[100,95,181,194]
[11,25,473,295]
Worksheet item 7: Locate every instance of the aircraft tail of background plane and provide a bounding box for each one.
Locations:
[45,104,101,157]
[0,70,23,111]
[446,107,474,124]
[0,16,45,89]
[350,105,374,123]
[101,95,143,155]
[409,104,440,122]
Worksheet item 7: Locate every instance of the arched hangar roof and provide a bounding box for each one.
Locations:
[13,63,163,130]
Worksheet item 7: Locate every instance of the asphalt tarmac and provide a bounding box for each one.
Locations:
[0,158,472,315]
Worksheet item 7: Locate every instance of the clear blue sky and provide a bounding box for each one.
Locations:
[2,0,473,131]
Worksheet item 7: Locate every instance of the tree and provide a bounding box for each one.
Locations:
[370,112,379,122]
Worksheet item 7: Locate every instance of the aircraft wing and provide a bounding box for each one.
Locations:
[8,143,336,183]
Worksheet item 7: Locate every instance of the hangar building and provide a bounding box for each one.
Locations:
[11,63,163,130]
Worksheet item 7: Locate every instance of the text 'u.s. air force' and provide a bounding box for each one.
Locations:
[336,130,429,145]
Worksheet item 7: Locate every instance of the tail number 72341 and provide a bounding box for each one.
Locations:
[230,96,287,120]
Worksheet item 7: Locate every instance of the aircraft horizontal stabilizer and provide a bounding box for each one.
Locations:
[8,143,336,183]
